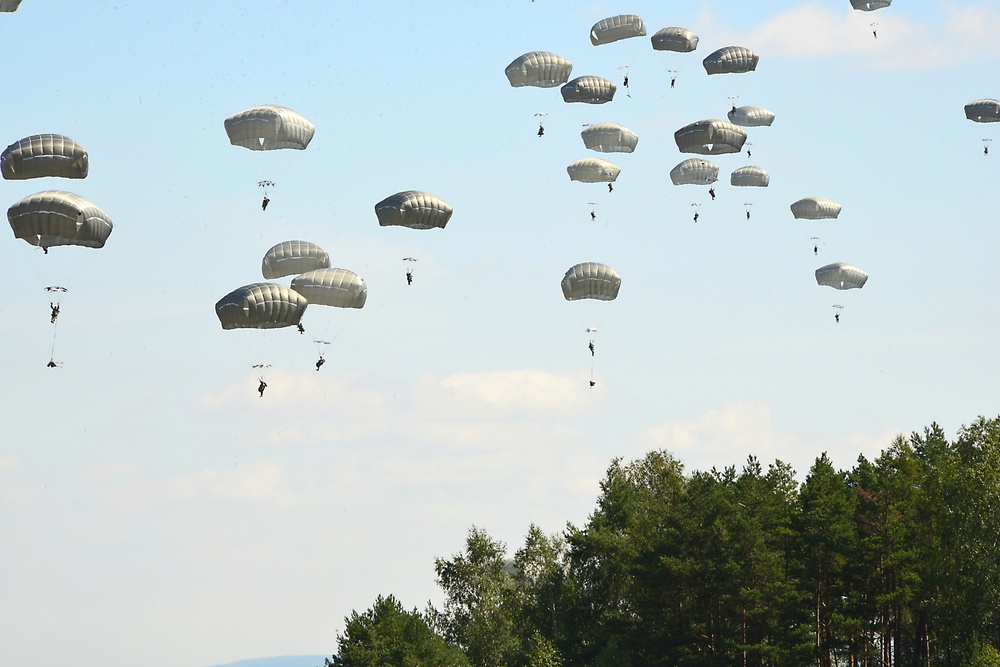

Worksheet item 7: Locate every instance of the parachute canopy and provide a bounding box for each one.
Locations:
[562,262,621,301]
[215,283,308,330]
[581,123,638,153]
[815,262,868,290]
[0,0,23,11]
[375,190,453,230]
[730,165,770,187]
[965,99,1000,123]
[728,106,775,127]
[291,268,367,309]
[567,158,621,184]
[703,46,759,75]
[8,190,112,249]
[224,105,315,151]
[670,158,719,186]
[505,51,573,88]
[2,134,89,180]
[590,14,646,46]
[791,196,842,220]
[650,27,699,52]
[850,0,891,10]
[674,119,747,155]
[561,76,616,104]
[261,240,330,280]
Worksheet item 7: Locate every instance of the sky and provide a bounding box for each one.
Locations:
[1,1,999,666]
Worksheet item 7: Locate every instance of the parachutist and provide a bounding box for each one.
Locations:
[872,29,877,39]
[261,196,270,211]
[814,245,819,255]
[589,380,596,387]
[43,246,49,255]
[315,357,326,371]
[257,379,267,397]
[709,188,716,201]
[49,303,60,324]
[46,359,57,368]
[746,210,751,220]
[985,145,990,156]
[670,77,676,89]
[608,183,613,193]
[537,125,544,137]
[693,211,699,223]
[297,323,305,334]
[835,313,840,323]
[405,270,413,286]
[588,341,595,356]
[622,75,628,88]
[591,211,596,221]
[747,149,751,158]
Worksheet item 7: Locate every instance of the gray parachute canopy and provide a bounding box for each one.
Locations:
[291,268,367,309]
[8,190,112,249]
[791,196,842,220]
[650,27,699,52]
[2,134,89,180]
[224,105,315,151]
[590,14,646,46]
[581,123,638,153]
[375,191,453,230]
[261,240,331,280]
[670,158,719,186]
[730,166,770,187]
[728,106,775,127]
[965,99,1000,123]
[505,52,573,88]
[567,158,621,183]
[850,0,891,10]
[703,46,759,75]
[215,283,308,330]
[562,262,621,301]
[0,0,23,11]
[561,76,616,104]
[815,263,868,290]
[674,119,747,155]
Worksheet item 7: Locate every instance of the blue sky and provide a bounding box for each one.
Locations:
[2,1,999,666]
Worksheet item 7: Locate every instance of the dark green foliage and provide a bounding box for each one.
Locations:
[327,594,468,667]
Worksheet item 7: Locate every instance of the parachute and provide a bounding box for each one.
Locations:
[730,166,770,187]
[561,262,621,301]
[8,190,112,249]
[850,0,891,10]
[561,76,616,104]
[703,47,759,75]
[791,196,842,220]
[2,135,89,180]
[291,268,367,310]
[674,119,747,155]
[567,158,621,184]
[580,123,638,153]
[650,27,699,52]
[727,106,775,127]
[224,105,315,151]
[261,240,331,280]
[0,0,23,11]
[375,190,453,230]
[670,158,719,186]
[815,262,868,290]
[505,52,573,88]
[590,14,646,46]
[215,283,308,330]
[965,99,1000,123]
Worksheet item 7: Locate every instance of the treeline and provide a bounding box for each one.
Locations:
[327,418,1000,667]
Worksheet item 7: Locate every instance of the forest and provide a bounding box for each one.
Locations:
[326,417,1000,667]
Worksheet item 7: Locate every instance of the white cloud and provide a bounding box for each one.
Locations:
[0,454,20,473]
[78,462,137,481]
[632,400,901,477]
[163,460,315,507]
[729,3,1000,68]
